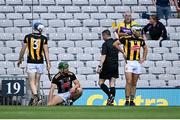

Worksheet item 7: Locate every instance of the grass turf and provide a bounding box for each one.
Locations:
[0,106,180,119]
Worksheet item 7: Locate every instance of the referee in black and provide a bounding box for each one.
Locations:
[97,30,125,106]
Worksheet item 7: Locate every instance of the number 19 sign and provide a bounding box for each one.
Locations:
[2,80,24,96]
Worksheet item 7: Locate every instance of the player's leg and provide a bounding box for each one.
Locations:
[124,62,133,106]
[33,64,44,105]
[26,64,38,105]
[125,72,132,106]
[71,87,83,101]
[33,73,42,105]
[130,61,141,106]
[47,95,64,106]
[28,73,37,105]
[98,79,110,99]
[130,73,139,106]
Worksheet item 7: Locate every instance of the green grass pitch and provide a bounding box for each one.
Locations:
[0,106,180,119]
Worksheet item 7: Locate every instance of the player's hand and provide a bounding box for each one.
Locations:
[122,53,127,64]
[70,87,76,95]
[17,60,22,67]
[123,32,129,36]
[96,66,102,74]
[177,8,180,12]
[139,58,146,64]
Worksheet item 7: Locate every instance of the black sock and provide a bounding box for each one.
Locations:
[110,87,115,97]
[100,84,110,98]
[126,96,129,102]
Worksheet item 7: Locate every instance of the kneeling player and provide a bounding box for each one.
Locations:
[48,62,83,106]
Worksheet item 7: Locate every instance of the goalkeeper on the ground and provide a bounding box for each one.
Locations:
[48,62,83,106]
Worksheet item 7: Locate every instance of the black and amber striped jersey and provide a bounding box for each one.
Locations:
[24,33,47,64]
[119,36,145,61]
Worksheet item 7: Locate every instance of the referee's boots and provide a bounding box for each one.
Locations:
[106,95,114,106]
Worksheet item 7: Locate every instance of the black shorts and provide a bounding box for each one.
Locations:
[99,65,119,80]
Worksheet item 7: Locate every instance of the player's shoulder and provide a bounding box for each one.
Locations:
[40,34,48,39]
[53,72,62,80]
[67,71,75,76]
[25,33,32,38]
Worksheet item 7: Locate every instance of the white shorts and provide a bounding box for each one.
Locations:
[26,63,44,74]
[57,92,71,102]
[125,60,141,74]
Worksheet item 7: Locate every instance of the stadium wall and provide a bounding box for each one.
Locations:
[74,88,180,106]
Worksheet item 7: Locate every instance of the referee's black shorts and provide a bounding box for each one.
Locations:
[99,65,119,80]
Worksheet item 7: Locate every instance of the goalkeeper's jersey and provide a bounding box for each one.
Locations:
[52,71,76,93]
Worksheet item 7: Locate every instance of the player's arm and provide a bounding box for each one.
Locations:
[17,43,27,67]
[99,55,106,67]
[43,44,51,72]
[96,54,106,74]
[113,40,124,54]
[113,40,127,63]
[116,23,129,37]
[139,44,148,64]
[48,83,56,103]
[174,0,180,11]
[71,79,81,93]
[152,0,156,6]
[118,32,129,37]
[113,31,120,39]
[97,42,107,73]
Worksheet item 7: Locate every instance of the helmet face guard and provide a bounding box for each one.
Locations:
[58,62,69,70]
[131,26,143,37]
[33,22,44,33]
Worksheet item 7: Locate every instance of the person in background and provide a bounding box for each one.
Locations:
[142,15,167,46]
[114,11,139,39]
[152,0,173,20]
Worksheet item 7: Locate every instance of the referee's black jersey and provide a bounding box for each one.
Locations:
[119,36,145,61]
[24,33,48,64]
[102,38,119,66]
